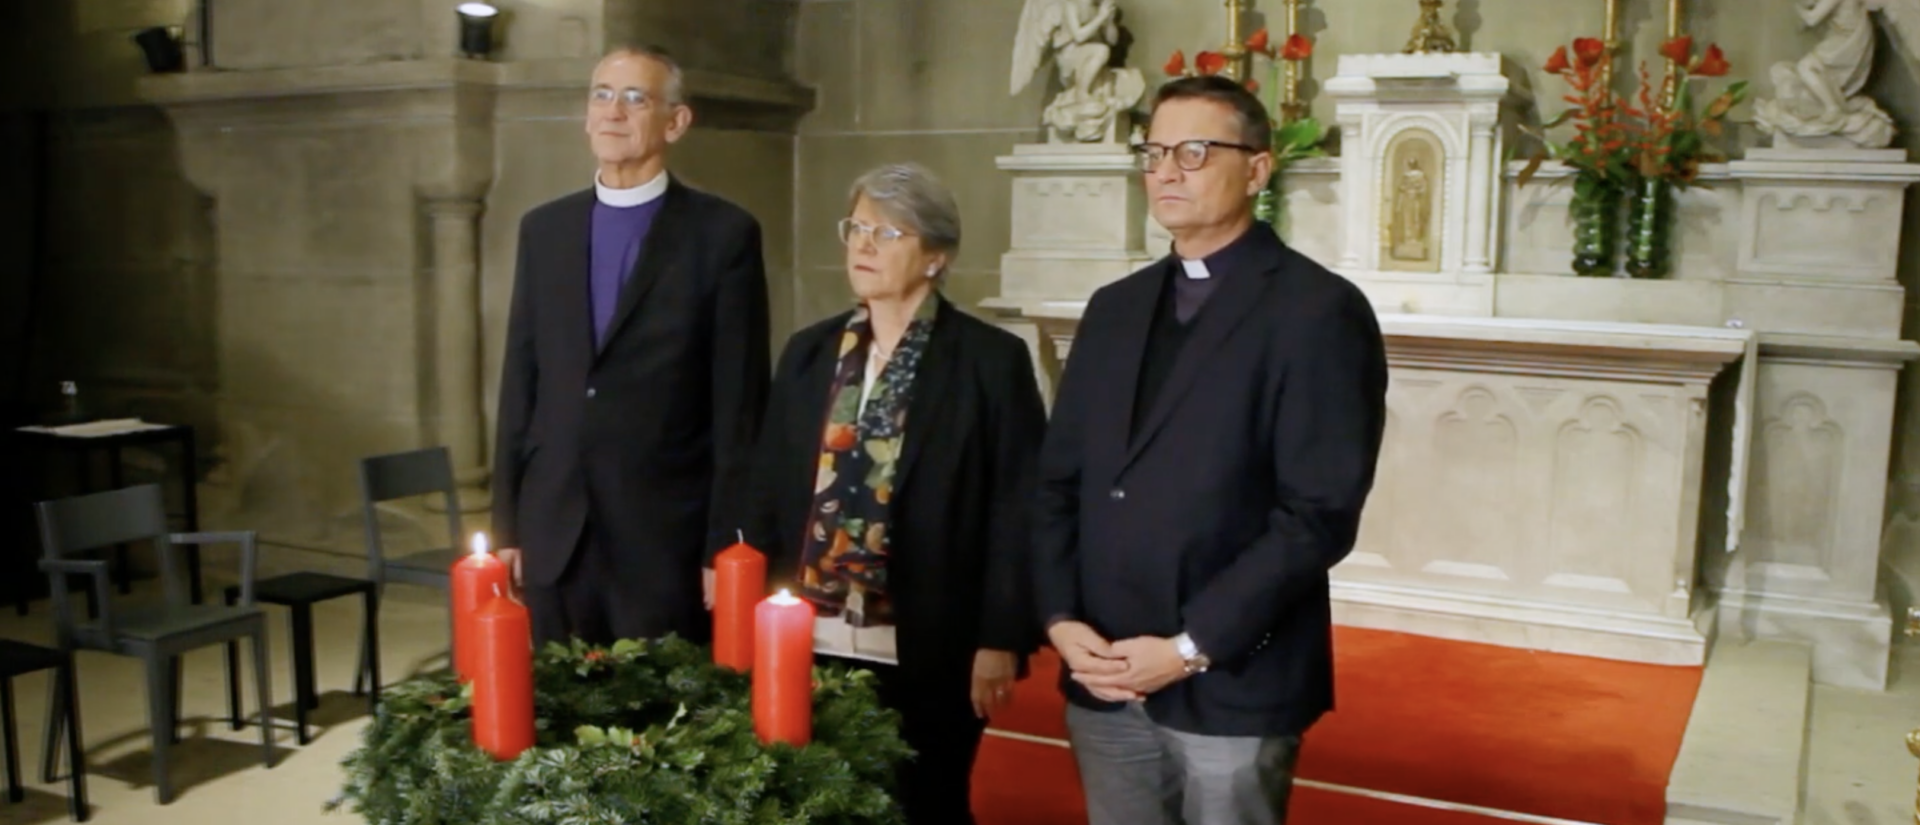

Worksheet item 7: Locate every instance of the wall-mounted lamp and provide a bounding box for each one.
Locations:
[133,26,185,73]
[457,3,499,60]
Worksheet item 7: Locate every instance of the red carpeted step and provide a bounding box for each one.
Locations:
[981,627,1702,825]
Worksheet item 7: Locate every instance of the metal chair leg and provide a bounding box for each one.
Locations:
[363,589,382,715]
[290,605,315,745]
[39,659,65,785]
[251,628,276,769]
[3,677,20,804]
[223,589,242,730]
[60,658,88,823]
[144,654,172,805]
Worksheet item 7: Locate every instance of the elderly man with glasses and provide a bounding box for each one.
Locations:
[1034,74,1390,824]
[492,44,771,649]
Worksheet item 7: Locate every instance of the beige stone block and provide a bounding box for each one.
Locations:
[212,129,418,277]
[854,0,1046,132]
[795,266,855,331]
[795,0,855,134]
[210,0,423,69]
[219,277,422,417]
[1724,279,1906,339]
[796,132,1034,273]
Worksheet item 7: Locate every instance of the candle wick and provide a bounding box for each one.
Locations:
[736,528,745,544]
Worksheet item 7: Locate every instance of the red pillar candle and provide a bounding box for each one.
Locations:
[451,532,510,682]
[712,539,767,671]
[752,588,815,747]
[471,588,535,760]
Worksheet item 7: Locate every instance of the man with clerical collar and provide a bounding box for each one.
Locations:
[1034,74,1389,824]
[493,45,771,648]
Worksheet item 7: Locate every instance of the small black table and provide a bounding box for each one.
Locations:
[11,422,202,612]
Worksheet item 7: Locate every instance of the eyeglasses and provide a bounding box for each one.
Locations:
[590,87,658,108]
[837,218,917,247]
[1133,139,1261,172]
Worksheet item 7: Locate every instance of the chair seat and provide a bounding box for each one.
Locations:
[78,604,261,644]
[0,638,64,678]
[387,548,461,574]
[227,572,372,606]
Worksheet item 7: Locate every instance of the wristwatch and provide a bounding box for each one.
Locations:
[1173,632,1210,674]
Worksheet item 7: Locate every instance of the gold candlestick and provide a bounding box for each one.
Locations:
[1281,0,1307,123]
[1599,0,1622,94]
[1222,0,1249,81]
[1402,0,1457,55]
[1660,0,1684,107]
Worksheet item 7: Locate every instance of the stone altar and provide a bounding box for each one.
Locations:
[984,51,1920,689]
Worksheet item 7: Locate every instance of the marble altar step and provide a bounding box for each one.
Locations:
[1665,638,1813,825]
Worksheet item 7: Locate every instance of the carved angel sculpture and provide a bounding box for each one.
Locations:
[1753,0,1920,149]
[1011,0,1147,143]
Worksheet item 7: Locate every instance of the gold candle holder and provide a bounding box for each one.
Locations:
[1600,0,1621,93]
[1281,0,1307,123]
[1222,0,1249,81]
[1660,0,1684,108]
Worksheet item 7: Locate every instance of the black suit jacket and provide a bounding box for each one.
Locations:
[492,179,771,635]
[748,296,1045,692]
[1033,223,1388,738]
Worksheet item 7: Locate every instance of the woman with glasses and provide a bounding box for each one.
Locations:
[742,162,1046,824]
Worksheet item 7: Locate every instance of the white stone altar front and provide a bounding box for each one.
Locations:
[985,52,1920,689]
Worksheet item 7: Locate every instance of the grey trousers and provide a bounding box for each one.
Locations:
[1066,702,1302,825]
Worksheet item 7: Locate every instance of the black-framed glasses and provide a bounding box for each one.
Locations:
[1133,139,1261,172]
[837,218,916,247]
[590,87,658,108]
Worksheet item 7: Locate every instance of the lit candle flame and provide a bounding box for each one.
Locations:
[770,588,798,605]
[471,532,489,556]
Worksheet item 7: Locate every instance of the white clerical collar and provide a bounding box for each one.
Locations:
[1179,259,1212,280]
[594,170,669,207]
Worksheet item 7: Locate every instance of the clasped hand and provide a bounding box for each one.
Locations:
[1047,621,1192,702]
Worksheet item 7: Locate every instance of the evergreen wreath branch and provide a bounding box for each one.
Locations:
[327,636,913,825]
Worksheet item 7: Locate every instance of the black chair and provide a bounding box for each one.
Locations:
[219,571,378,746]
[34,484,276,805]
[0,639,86,821]
[351,447,463,695]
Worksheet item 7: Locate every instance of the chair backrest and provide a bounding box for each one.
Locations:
[34,485,177,646]
[357,447,463,569]
[35,484,168,559]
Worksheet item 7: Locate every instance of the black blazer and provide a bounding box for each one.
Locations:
[492,179,771,634]
[748,296,1045,691]
[1033,223,1388,738]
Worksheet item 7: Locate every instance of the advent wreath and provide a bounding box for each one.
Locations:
[328,636,912,825]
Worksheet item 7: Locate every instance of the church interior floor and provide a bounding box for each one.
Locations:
[0,572,1914,825]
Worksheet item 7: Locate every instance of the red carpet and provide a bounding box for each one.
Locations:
[973,627,1703,824]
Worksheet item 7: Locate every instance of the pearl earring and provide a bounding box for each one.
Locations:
[925,267,939,278]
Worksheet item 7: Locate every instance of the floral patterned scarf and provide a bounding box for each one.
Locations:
[796,295,939,627]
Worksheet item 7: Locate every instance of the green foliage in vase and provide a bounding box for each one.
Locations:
[327,636,912,825]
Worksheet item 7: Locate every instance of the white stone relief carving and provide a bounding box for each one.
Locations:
[1546,396,1644,602]
[1750,392,1845,568]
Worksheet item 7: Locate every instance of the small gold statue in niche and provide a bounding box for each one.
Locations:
[1392,157,1432,262]
[1381,129,1442,272]
[1403,0,1458,54]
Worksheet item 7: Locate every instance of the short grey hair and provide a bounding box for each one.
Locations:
[604,44,686,106]
[847,162,962,264]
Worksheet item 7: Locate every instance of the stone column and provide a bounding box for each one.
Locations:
[428,197,490,511]
[1464,112,1497,274]
[1337,110,1368,271]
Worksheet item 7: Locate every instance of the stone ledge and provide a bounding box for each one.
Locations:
[1664,638,1811,825]
[1331,579,1712,666]
[136,58,813,121]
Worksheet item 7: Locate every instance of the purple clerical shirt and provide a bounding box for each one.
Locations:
[589,198,664,345]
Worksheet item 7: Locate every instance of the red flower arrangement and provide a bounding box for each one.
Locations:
[1162,28,1324,166]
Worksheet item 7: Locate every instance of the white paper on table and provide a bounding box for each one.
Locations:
[15,418,173,438]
